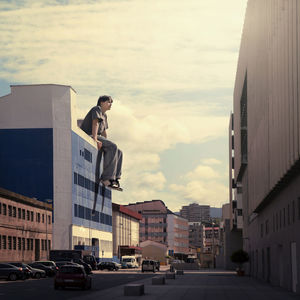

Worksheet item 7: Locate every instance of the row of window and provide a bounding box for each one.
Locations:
[0,203,51,224]
[73,172,111,198]
[79,148,93,163]
[261,198,300,237]
[74,204,112,226]
[0,235,50,251]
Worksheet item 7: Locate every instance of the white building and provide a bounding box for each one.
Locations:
[0,84,113,259]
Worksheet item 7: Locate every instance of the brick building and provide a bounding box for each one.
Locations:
[0,187,52,262]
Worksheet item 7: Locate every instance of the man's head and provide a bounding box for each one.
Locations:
[97,95,113,106]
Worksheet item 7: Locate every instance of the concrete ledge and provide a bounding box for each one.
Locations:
[152,276,166,285]
[124,284,144,296]
[165,272,176,279]
[176,270,184,275]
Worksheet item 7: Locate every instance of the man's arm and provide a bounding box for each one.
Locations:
[101,129,107,138]
[92,119,102,150]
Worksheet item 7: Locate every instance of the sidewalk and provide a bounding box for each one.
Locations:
[74,268,299,300]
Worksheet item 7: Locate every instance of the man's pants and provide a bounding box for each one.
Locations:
[97,135,122,181]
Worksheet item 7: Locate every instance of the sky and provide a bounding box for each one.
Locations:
[0,0,247,212]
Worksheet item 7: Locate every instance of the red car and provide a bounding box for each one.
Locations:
[54,265,92,290]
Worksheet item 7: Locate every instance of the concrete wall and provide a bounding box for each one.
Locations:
[233,0,300,293]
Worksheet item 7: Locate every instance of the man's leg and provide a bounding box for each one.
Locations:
[116,149,123,180]
[97,136,118,181]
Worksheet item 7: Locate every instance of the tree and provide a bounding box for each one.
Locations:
[230,249,249,274]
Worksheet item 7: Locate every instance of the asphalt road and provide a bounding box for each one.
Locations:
[0,270,158,300]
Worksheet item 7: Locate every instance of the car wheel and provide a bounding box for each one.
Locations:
[8,273,17,281]
[35,273,41,279]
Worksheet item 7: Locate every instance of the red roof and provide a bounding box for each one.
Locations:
[113,203,142,220]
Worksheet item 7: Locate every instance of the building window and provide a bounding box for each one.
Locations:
[36,212,40,223]
[30,239,33,251]
[13,206,16,217]
[22,238,25,251]
[18,208,21,219]
[13,237,16,250]
[3,204,7,215]
[42,214,45,223]
[48,215,51,224]
[22,209,25,220]
[18,237,21,250]
[42,240,44,251]
[27,239,30,250]
[8,236,12,250]
[8,205,12,217]
[2,235,7,249]
[265,220,269,235]
[292,201,295,223]
[31,211,34,222]
[27,210,30,221]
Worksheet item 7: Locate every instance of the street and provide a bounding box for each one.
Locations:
[0,269,159,300]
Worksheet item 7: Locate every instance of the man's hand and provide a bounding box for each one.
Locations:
[96,140,102,150]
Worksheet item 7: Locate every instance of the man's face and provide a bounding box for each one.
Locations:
[101,99,113,110]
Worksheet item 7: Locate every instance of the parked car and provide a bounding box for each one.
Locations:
[72,258,92,274]
[54,265,92,290]
[0,263,25,281]
[7,262,31,279]
[24,264,46,279]
[141,260,156,273]
[55,261,79,269]
[98,261,119,271]
[28,263,56,277]
[34,261,58,272]
[121,256,139,268]
[83,255,97,270]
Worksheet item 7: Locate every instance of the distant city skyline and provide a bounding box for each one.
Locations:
[0,0,247,211]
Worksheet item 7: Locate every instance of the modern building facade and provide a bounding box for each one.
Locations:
[180,203,210,223]
[232,0,300,293]
[0,187,52,262]
[112,203,142,260]
[167,210,189,257]
[0,84,113,259]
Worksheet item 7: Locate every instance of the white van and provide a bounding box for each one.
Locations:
[121,256,139,268]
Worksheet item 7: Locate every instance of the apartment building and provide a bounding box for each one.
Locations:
[232,0,300,293]
[167,209,189,257]
[125,200,168,245]
[0,188,52,262]
[0,84,113,259]
[180,203,210,223]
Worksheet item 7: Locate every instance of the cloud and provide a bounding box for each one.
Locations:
[201,158,222,165]
[0,0,247,209]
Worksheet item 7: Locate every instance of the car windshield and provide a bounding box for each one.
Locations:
[59,267,83,274]
[122,259,133,262]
